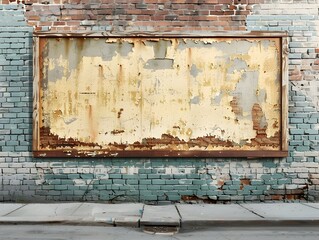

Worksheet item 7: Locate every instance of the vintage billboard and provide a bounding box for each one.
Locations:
[33,32,288,157]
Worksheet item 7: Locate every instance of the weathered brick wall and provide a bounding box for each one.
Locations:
[0,0,319,203]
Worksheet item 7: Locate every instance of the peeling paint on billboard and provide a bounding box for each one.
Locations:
[33,33,288,158]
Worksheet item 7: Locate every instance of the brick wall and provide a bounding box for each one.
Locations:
[1,0,319,203]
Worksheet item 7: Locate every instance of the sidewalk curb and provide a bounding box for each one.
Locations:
[1,218,319,229]
[0,217,139,227]
[181,219,319,229]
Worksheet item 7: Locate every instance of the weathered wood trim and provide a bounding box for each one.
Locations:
[281,36,289,152]
[32,33,289,158]
[33,150,289,158]
[33,31,289,38]
[32,37,40,152]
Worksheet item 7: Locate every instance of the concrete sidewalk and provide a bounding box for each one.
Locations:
[1,202,319,229]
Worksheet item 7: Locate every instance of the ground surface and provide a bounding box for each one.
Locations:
[0,225,319,240]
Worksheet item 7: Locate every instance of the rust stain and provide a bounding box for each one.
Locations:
[117,108,124,118]
[40,127,101,149]
[88,104,98,142]
[111,129,125,135]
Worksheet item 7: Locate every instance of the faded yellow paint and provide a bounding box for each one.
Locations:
[40,37,282,151]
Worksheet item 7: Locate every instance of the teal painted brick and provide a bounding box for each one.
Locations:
[251,190,264,195]
[195,190,207,196]
[243,185,257,191]
[161,185,174,190]
[68,174,79,179]
[296,146,310,151]
[55,185,68,190]
[153,190,165,196]
[251,180,263,185]
[218,195,231,200]
[126,179,138,185]
[152,179,166,185]
[148,174,160,179]
[142,195,158,201]
[207,190,219,195]
[147,185,160,190]
[46,180,62,185]
[95,186,107,190]
[262,161,277,168]
[47,191,61,196]
[165,180,179,184]
[108,186,116,190]
[109,174,122,179]
[278,179,292,184]
[80,174,94,179]
[138,174,147,179]
[113,179,125,184]
[160,174,173,179]
[186,174,200,179]
[122,174,138,179]
[140,179,151,184]
[305,129,319,135]
[223,190,237,195]
[256,185,268,191]
[167,195,180,201]
[179,190,194,195]
[119,185,132,190]
[228,185,241,190]
[192,180,206,185]
[42,185,55,190]
[74,190,86,195]
[304,118,317,124]
[173,174,185,179]
[61,190,73,196]
[272,173,284,179]
[201,185,209,190]
[174,185,188,190]
[290,140,303,146]
[126,190,139,196]
[178,179,192,185]
[290,118,303,123]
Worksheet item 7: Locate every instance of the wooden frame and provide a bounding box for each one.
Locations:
[33,31,288,158]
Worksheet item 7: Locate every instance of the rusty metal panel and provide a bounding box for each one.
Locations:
[33,33,288,158]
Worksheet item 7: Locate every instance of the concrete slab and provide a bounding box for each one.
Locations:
[5,203,82,217]
[242,203,319,220]
[303,203,319,210]
[140,205,180,226]
[73,203,143,227]
[177,204,262,221]
[0,204,25,216]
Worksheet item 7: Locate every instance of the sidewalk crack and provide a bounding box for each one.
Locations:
[239,204,265,219]
[2,204,27,217]
[301,202,319,211]
[175,204,182,227]
[70,203,84,216]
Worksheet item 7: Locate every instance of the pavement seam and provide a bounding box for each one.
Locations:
[238,204,265,219]
[300,203,319,211]
[174,204,182,227]
[70,203,84,216]
[139,204,145,228]
[2,204,27,217]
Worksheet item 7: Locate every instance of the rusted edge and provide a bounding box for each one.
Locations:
[33,150,288,158]
[32,31,289,38]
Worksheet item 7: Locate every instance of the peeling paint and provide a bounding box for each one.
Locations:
[35,36,285,157]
